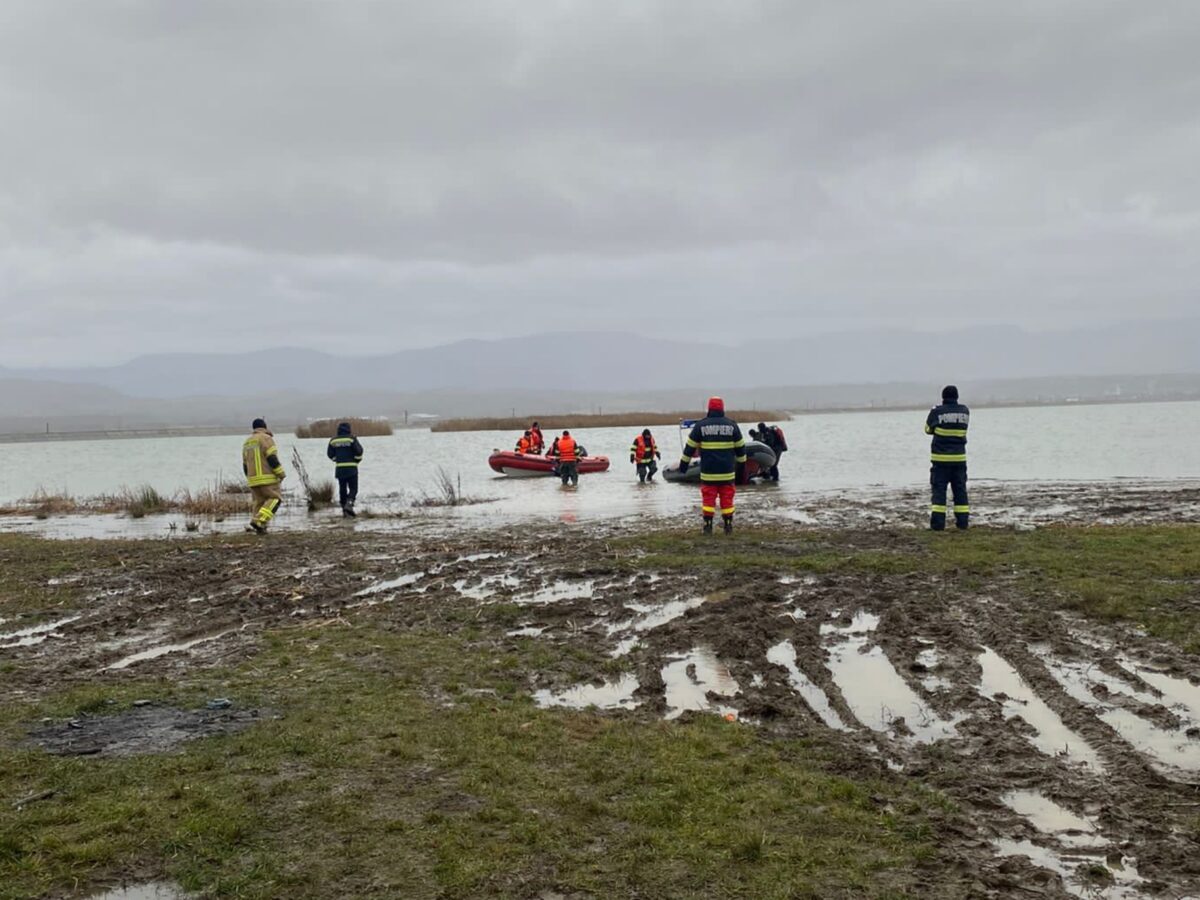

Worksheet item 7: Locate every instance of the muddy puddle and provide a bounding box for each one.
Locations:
[0,614,82,648]
[1001,790,1104,849]
[534,674,640,711]
[977,647,1105,770]
[661,646,741,720]
[822,612,961,743]
[1034,647,1200,779]
[993,839,1146,899]
[766,640,847,731]
[27,704,270,757]
[106,632,231,671]
[87,883,189,900]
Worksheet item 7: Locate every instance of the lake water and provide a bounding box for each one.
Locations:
[1,401,1196,526]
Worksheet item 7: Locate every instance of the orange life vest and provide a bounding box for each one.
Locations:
[517,437,531,453]
[530,427,544,453]
[633,434,657,463]
[557,435,578,462]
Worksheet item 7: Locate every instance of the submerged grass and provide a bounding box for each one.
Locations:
[0,622,940,900]
[0,483,250,520]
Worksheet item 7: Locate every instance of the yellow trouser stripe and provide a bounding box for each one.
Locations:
[721,506,735,515]
[954,505,970,513]
[931,504,947,513]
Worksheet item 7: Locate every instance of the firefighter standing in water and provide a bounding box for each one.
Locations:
[630,428,661,482]
[242,418,286,533]
[925,385,970,530]
[326,421,364,518]
[549,429,582,486]
[678,397,747,534]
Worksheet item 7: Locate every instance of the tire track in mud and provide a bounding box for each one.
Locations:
[3,528,1199,898]
[514,553,1200,899]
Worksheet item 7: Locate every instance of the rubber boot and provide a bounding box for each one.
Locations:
[723,515,733,535]
[345,499,356,518]
[702,517,713,535]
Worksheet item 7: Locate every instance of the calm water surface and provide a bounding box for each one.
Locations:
[1,401,1196,525]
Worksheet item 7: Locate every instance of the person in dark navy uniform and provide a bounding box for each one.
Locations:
[924,385,969,530]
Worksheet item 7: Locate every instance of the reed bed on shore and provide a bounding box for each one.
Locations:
[0,483,251,519]
[295,417,393,438]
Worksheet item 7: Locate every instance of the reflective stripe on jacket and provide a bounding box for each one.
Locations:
[680,416,746,482]
[243,429,284,487]
[924,403,970,463]
[327,435,364,473]
[630,434,658,463]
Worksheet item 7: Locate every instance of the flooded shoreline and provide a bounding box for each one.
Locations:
[0,476,1197,541]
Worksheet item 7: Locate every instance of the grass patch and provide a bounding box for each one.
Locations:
[0,534,145,616]
[0,623,940,899]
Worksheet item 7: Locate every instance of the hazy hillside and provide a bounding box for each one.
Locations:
[2,374,1198,438]
[6,320,1199,399]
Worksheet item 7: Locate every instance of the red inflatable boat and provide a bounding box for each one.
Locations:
[488,450,611,477]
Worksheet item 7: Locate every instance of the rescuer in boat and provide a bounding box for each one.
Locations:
[678,397,746,534]
[925,385,970,530]
[750,421,788,481]
[630,428,661,482]
[515,431,534,454]
[326,421,364,518]
[529,422,545,454]
[242,418,286,533]
[549,430,582,486]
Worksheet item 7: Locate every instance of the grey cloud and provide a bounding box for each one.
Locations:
[1,0,1199,365]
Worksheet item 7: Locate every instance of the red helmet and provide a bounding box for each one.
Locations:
[707,396,725,415]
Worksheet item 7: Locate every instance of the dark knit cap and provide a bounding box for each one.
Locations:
[252,418,267,429]
[942,385,959,402]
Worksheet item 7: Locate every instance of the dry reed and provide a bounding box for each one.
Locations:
[295,417,393,439]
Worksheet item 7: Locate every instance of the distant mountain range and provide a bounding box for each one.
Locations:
[1,322,1198,434]
[4,320,1199,399]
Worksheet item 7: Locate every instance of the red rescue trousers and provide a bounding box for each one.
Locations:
[700,483,736,519]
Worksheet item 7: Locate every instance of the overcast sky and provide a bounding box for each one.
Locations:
[2,1,1198,366]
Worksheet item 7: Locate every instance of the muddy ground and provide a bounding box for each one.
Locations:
[2,482,1199,898]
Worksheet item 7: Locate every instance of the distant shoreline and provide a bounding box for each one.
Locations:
[429,410,792,433]
[0,395,1194,444]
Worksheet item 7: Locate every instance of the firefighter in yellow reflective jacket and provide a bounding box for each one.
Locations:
[242,418,285,533]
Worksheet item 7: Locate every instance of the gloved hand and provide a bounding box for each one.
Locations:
[655,452,661,459]
[630,455,635,464]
